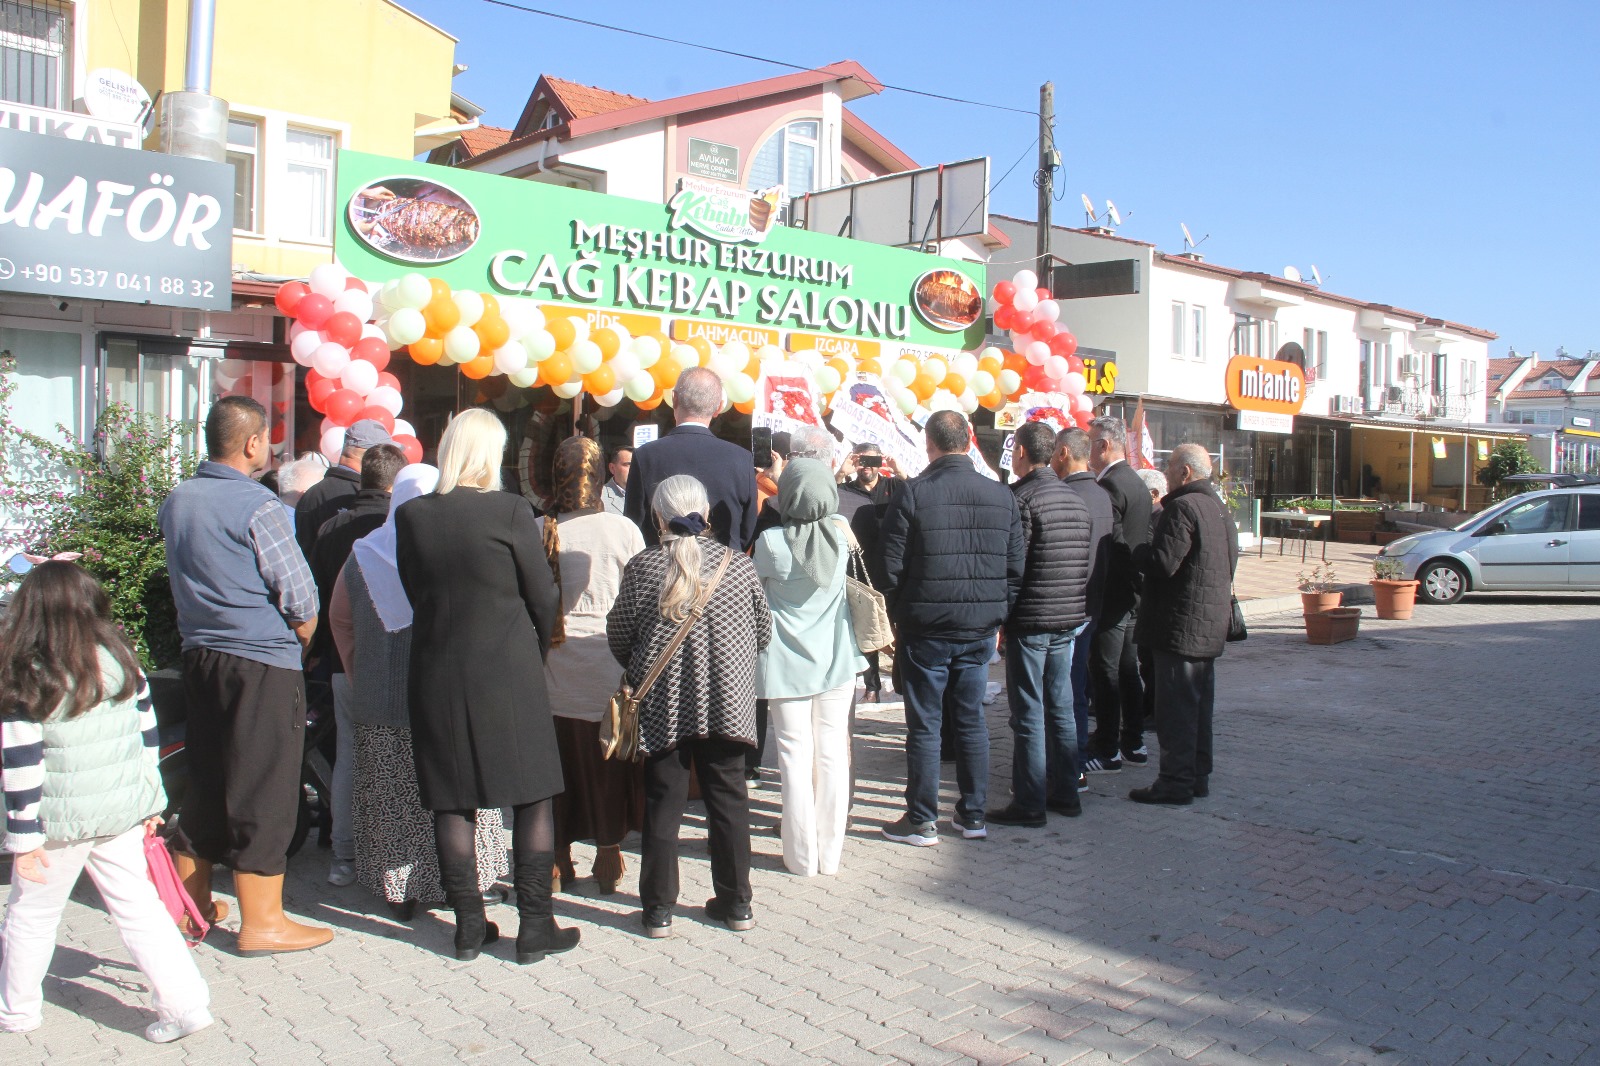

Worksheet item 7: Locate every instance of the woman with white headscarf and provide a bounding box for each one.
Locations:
[328,464,508,922]
[753,458,865,876]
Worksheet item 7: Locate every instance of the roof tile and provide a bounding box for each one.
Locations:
[543,76,650,120]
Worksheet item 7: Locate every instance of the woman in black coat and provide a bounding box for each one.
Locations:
[395,408,579,965]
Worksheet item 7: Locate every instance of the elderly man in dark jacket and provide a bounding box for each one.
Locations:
[879,411,1024,847]
[1131,443,1238,806]
[989,422,1092,828]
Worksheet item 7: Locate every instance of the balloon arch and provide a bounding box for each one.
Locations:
[268,265,1096,464]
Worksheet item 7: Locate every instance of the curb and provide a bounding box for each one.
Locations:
[1239,582,1374,619]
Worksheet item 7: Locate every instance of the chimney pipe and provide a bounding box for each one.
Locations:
[184,0,216,93]
[159,0,227,162]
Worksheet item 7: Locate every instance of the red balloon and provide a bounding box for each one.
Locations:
[993,305,1015,331]
[376,371,401,392]
[1049,330,1079,359]
[1066,354,1084,373]
[1021,364,1050,391]
[993,280,1016,305]
[274,281,308,316]
[325,389,363,426]
[306,368,327,388]
[392,434,423,465]
[1012,310,1036,332]
[323,311,362,348]
[355,405,395,434]
[1030,320,1058,342]
[269,423,287,445]
[1035,286,1052,302]
[295,294,333,330]
[352,336,390,370]
[307,377,337,412]
[345,276,369,291]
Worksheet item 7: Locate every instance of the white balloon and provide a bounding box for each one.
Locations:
[724,373,756,404]
[1044,355,1069,381]
[998,368,1022,394]
[386,307,426,347]
[815,365,842,394]
[1025,341,1051,365]
[970,370,996,397]
[319,426,346,464]
[894,390,918,415]
[959,389,979,414]
[395,273,432,310]
[951,353,978,378]
[508,368,540,389]
[595,387,624,408]
[308,263,348,299]
[980,345,1005,363]
[498,297,544,339]
[312,342,350,378]
[891,360,917,386]
[609,351,641,384]
[1063,371,1088,395]
[333,288,374,323]
[567,317,590,342]
[1012,288,1039,314]
[287,321,310,341]
[631,334,661,368]
[368,385,403,416]
[522,329,556,363]
[624,375,655,402]
[756,344,783,364]
[1011,269,1038,293]
[377,279,401,311]
[443,326,480,363]
[670,344,700,371]
[569,340,603,374]
[1074,391,1094,413]
[340,359,378,396]
[721,340,751,370]
[290,331,321,367]
[452,289,484,328]
[492,343,529,376]
[551,380,584,399]
[605,322,632,348]
[1036,299,1061,322]
[392,418,416,439]
[359,322,385,343]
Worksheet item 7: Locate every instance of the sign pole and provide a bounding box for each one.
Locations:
[1036,82,1054,281]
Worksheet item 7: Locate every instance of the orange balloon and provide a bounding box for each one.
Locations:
[540,351,574,386]
[745,349,763,375]
[424,296,460,335]
[584,364,616,395]
[547,317,576,350]
[461,354,494,379]
[479,292,499,318]
[828,357,851,380]
[980,389,1006,410]
[650,331,673,357]
[977,355,1003,376]
[475,314,511,350]
[636,395,662,411]
[653,360,682,388]
[428,277,450,300]
[911,372,936,401]
[734,398,756,415]
[943,373,966,397]
[1003,350,1027,375]
[592,327,621,360]
[857,358,881,377]
[689,336,713,365]
[409,337,443,365]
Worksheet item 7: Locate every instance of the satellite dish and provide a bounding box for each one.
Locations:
[83,68,151,124]
[1106,200,1121,227]
[1310,264,1323,285]
[1181,223,1195,248]
[1283,266,1302,283]
[1080,193,1095,221]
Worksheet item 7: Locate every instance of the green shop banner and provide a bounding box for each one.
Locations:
[333,151,987,352]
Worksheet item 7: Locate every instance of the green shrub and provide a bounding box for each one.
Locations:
[1475,440,1541,500]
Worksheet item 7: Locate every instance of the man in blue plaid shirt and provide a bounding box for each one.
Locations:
[159,396,334,956]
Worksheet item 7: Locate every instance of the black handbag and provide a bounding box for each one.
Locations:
[1227,595,1248,642]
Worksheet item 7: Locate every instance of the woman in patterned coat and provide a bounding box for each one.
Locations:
[607,475,771,939]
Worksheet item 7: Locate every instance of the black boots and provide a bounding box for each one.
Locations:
[440,858,499,961]
[514,851,581,965]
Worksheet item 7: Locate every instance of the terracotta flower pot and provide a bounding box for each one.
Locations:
[1300,591,1343,616]
[1305,607,1361,645]
[1371,579,1420,620]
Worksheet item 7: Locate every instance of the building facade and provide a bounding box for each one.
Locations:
[1489,352,1600,474]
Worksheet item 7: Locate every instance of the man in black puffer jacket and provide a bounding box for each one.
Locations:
[1131,443,1238,806]
[989,422,1092,828]
[879,411,1024,847]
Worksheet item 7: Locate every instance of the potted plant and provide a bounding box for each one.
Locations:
[1298,562,1342,615]
[1305,606,1362,644]
[1370,558,1420,620]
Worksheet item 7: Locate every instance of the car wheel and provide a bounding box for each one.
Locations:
[1417,559,1467,604]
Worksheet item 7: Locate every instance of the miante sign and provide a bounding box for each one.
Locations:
[1225,354,1306,434]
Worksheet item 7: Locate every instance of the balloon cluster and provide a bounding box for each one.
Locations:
[275,265,421,465]
[987,268,1095,426]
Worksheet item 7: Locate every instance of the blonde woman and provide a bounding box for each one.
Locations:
[606,475,771,938]
[394,409,579,965]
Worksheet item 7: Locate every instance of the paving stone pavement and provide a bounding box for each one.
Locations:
[5,595,1599,1064]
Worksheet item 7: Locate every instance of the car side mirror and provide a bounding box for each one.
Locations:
[1479,520,1506,537]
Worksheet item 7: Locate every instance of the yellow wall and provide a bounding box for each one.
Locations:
[84,0,458,278]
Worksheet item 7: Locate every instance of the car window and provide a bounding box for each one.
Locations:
[1491,495,1571,535]
[1578,494,1600,531]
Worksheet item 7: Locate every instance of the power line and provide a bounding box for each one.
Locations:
[952,137,1038,239]
[475,0,1038,118]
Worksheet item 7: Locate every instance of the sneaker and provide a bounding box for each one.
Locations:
[146,1008,214,1044]
[1128,785,1192,806]
[881,815,939,847]
[1077,772,1090,793]
[641,908,673,939]
[1121,745,1149,766]
[953,814,987,840]
[704,896,755,931]
[1082,754,1122,774]
[327,861,355,887]
[986,805,1046,828]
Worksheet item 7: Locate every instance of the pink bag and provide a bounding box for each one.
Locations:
[143,827,209,947]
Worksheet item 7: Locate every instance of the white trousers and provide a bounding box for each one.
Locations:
[769,681,855,877]
[0,825,210,1031]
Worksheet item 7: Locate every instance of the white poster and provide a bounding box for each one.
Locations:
[828,374,928,476]
[753,361,825,437]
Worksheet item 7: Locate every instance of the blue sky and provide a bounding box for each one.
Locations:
[401,0,1598,359]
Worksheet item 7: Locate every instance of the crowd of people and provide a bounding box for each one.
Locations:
[0,363,1240,1039]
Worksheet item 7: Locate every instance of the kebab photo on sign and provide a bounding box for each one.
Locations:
[349,177,482,264]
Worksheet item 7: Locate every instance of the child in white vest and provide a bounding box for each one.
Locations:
[0,560,211,1042]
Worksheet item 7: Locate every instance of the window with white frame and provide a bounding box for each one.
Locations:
[1233,313,1254,357]
[226,117,261,233]
[1191,306,1206,361]
[1171,302,1186,356]
[283,127,336,242]
[0,0,70,110]
[748,120,819,196]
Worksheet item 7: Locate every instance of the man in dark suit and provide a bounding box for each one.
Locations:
[624,367,758,551]
[1053,427,1113,780]
[1081,415,1152,775]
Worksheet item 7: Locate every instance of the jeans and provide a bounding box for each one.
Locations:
[769,680,855,876]
[1005,623,1088,812]
[330,672,355,864]
[640,737,752,915]
[898,633,994,826]
[1070,615,1095,762]
[0,826,210,1030]
[1088,610,1144,759]
[1152,650,1216,796]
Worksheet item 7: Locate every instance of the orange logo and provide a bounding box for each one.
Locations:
[1225,356,1305,415]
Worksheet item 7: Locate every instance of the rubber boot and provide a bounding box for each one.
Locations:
[514,851,580,965]
[592,845,626,895]
[440,854,499,961]
[233,873,334,956]
[172,852,228,937]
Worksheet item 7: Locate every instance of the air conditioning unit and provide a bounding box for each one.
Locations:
[1402,353,1423,378]
[1386,385,1405,404]
[1333,394,1363,415]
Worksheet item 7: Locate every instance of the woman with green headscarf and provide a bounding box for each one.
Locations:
[753,458,866,876]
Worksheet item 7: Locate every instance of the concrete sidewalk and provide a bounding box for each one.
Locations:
[1234,538,1382,617]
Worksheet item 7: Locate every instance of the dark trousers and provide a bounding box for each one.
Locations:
[1152,650,1215,796]
[1070,615,1094,761]
[1137,644,1156,737]
[178,647,305,875]
[862,651,883,694]
[1088,610,1144,759]
[745,699,769,772]
[641,737,752,915]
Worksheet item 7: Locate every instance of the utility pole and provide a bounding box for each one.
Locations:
[1036,81,1056,283]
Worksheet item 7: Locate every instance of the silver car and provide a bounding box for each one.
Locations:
[1377,474,1600,604]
